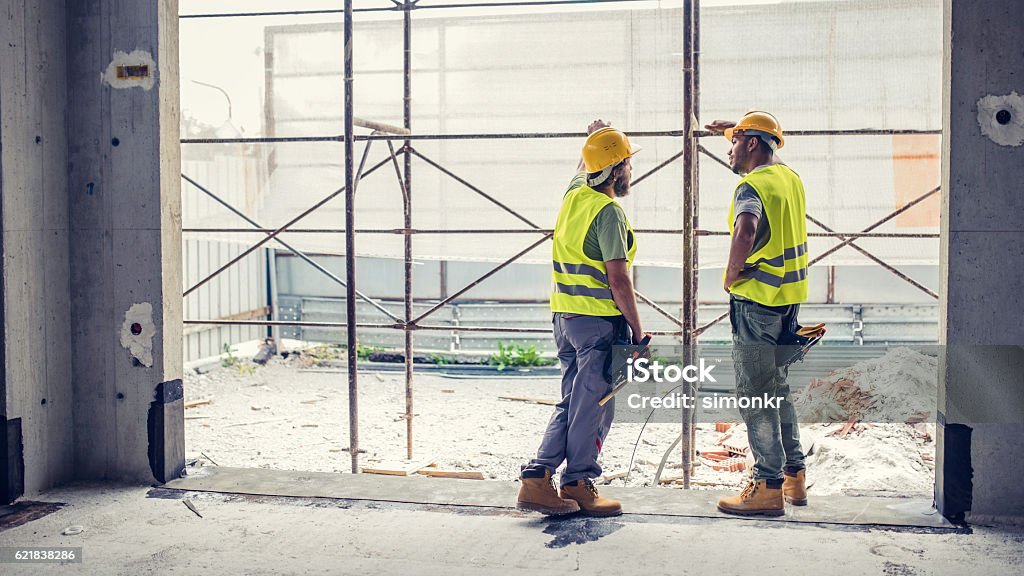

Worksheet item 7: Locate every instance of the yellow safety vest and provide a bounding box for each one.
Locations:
[726,164,809,307]
[550,186,637,316]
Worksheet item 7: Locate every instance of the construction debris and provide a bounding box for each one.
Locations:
[498,396,558,406]
[183,499,203,518]
[830,415,859,438]
[699,451,746,472]
[595,471,628,484]
[717,428,749,457]
[184,399,213,409]
[62,525,85,536]
[252,338,278,365]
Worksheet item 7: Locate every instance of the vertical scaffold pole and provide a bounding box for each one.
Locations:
[344,0,360,474]
[680,0,697,489]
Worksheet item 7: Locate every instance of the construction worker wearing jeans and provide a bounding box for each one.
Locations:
[707,112,810,516]
[517,120,649,517]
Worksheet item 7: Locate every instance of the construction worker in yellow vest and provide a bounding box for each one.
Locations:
[517,120,649,517]
[706,111,810,516]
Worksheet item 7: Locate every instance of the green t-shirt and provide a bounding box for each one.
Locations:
[565,173,633,262]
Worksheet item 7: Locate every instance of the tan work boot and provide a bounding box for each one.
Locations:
[517,469,580,516]
[560,479,623,517]
[783,469,808,506]
[717,480,785,517]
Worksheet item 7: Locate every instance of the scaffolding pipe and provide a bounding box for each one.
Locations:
[679,0,696,488]
[183,318,686,336]
[180,174,402,322]
[809,185,942,265]
[356,117,411,135]
[408,148,542,228]
[183,227,939,238]
[182,318,682,335]
[689,0,701,478]
[344,0,360,474]
[411,234,555,324]
[180,128,940,145]
[179,0,639,19]
[403,0,416,460]
[695,128,941,138]
[182,143,379,298]
[806,214,938,299]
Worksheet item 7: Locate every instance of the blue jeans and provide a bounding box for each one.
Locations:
[730,296,805,482]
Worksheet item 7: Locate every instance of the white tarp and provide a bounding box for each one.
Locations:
[180,0,942,268]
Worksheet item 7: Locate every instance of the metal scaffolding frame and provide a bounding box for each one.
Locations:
[179,0,942,481]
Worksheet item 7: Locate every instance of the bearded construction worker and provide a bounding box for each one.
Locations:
[707,111,809,516]
[516,120,648,517]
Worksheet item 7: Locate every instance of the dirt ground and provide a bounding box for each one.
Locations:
[184,351,935,497]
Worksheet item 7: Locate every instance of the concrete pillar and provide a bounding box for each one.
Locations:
[937,0,1024,524]
[0,0,75,501]
[66,0,183,483]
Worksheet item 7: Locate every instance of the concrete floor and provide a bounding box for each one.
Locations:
[1,479,1022,575]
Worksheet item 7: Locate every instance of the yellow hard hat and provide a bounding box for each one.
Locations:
[582,127,641,173]
[724,111,785,150]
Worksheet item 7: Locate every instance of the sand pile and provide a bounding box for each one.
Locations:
[790,347,938,495]
[795,347,938,426]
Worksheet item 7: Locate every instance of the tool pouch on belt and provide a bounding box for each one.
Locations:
[776,322,826,366]
[604,329,651,386]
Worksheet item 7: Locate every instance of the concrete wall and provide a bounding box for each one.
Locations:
[0,0,182,500]
[937,0,1024,523]
[0,0,75,497]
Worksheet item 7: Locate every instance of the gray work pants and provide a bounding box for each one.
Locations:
[730,296,806,482]
[523,314,624,487]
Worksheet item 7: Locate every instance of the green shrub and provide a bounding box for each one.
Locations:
[489,342,555,371]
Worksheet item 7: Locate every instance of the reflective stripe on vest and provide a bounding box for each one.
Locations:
[553,282,614,300]
[550,185,636,316]
[726,164,810,307]
[553,261,609,285]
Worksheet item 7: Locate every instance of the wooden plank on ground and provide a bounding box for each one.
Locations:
[416,470,485,480]
[498,396,558,406]
[361,459,436,476]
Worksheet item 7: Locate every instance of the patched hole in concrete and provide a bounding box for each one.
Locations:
[121,302,156,367]
[976,91,1024,146]
[101,49,157,91]
[116,64,149,80]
